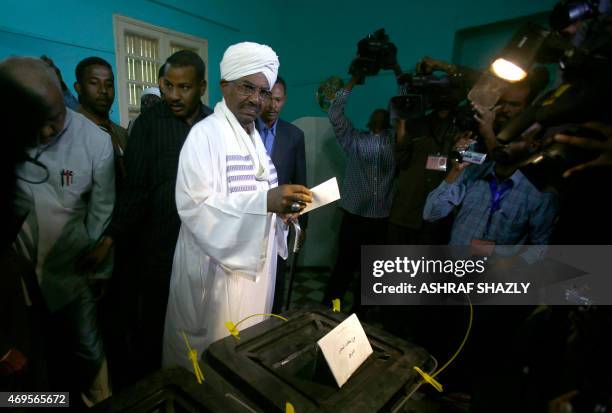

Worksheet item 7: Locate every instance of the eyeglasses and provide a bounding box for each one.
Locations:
[230,81,272,102]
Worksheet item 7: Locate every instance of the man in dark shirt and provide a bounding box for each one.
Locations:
[82,50,210,382]
[388,109,459,244]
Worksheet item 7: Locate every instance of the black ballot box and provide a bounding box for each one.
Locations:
[203,308,437,413]
[91,366,262,413]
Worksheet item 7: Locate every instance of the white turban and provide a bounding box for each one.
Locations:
[220,42,279,90]
[142,86,160,97]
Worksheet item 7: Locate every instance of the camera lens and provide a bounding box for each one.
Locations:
[450,149,464,163]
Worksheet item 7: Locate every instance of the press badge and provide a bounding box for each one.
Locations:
[426,155,447,171]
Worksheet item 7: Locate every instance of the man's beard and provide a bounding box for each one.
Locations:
[492,146,513,165]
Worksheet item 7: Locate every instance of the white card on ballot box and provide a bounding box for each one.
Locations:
[317,313,374,388]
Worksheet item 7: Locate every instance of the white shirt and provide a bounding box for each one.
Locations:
[13,109,115,312]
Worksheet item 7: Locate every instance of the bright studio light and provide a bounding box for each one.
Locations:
[491,58,528,82]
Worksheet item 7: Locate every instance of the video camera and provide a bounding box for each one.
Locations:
[496,12,612,190]
[390,73,469,120]
[390,63,488,164]
[349,29,398,83]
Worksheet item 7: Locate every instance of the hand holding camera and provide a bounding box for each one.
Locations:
[348,29,398,83]
[416,56,455,75]
[554,122,612,177]
[449,129,488,167]
[348,59,368,86]
[445,132,475,182]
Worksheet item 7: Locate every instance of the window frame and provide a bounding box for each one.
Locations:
[113,14,209,127]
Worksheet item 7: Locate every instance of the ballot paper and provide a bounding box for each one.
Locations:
[300,177,341,215]
[317,313,373,388]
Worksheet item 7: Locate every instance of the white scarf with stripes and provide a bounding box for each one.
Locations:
[215,99,270,181]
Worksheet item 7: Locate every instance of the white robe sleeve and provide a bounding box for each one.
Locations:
[176,124,271,276]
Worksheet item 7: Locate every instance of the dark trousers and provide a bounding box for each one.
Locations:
[137,265,172,375]
[46,288,104,393]
[386,219,452,245]
[99,241,173,389]
[323,210,387,310]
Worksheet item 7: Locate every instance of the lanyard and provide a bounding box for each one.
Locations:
[483,177,513,239]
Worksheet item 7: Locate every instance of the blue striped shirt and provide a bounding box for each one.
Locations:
[328,89,396,218]
[256,118,277,157]
[423,162,558,263]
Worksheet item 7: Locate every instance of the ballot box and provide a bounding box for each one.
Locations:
[92,366,262,413]
[203,308,437,413]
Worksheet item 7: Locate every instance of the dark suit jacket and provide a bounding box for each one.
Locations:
[257,118,308,228]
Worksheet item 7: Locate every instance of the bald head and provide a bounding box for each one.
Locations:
[0,57,66,144]
[0,57,61,100]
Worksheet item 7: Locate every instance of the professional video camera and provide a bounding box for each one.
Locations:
[349,29,398,83]
[391,73,468,120]
[390,62,489,164]
[549,0,602,33]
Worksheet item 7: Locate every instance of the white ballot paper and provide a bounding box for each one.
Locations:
[317,313,373,388]
[300,177,341,215]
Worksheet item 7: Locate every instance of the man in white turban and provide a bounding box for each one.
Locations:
[163,42,312,369]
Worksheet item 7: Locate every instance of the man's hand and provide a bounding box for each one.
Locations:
[279,213,299,225]
[396,118,407,145]
[473,103,498,135]
[453,130,475,147]
[77,236,114,275]
[446,132,474,182]
[473,102,499,152]
[0,348,28,376]
[345,74,362,91]
[267,185,312,214]
[447,159,471,181]
[554,122,612,177]
[416,56,454,75]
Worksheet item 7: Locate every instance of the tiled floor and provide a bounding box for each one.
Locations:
[282,268,355,310]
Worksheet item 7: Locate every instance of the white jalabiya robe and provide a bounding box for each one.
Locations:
[163,100,288,370]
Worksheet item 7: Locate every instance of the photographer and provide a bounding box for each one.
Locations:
[387,57,467,244]
[554,122,612,175]
[473,68,549,154]
[423,131,558,263]
[384,56,473,364]
[322,66,401,312]
[413,57,548,156]
[420,126,558,397]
